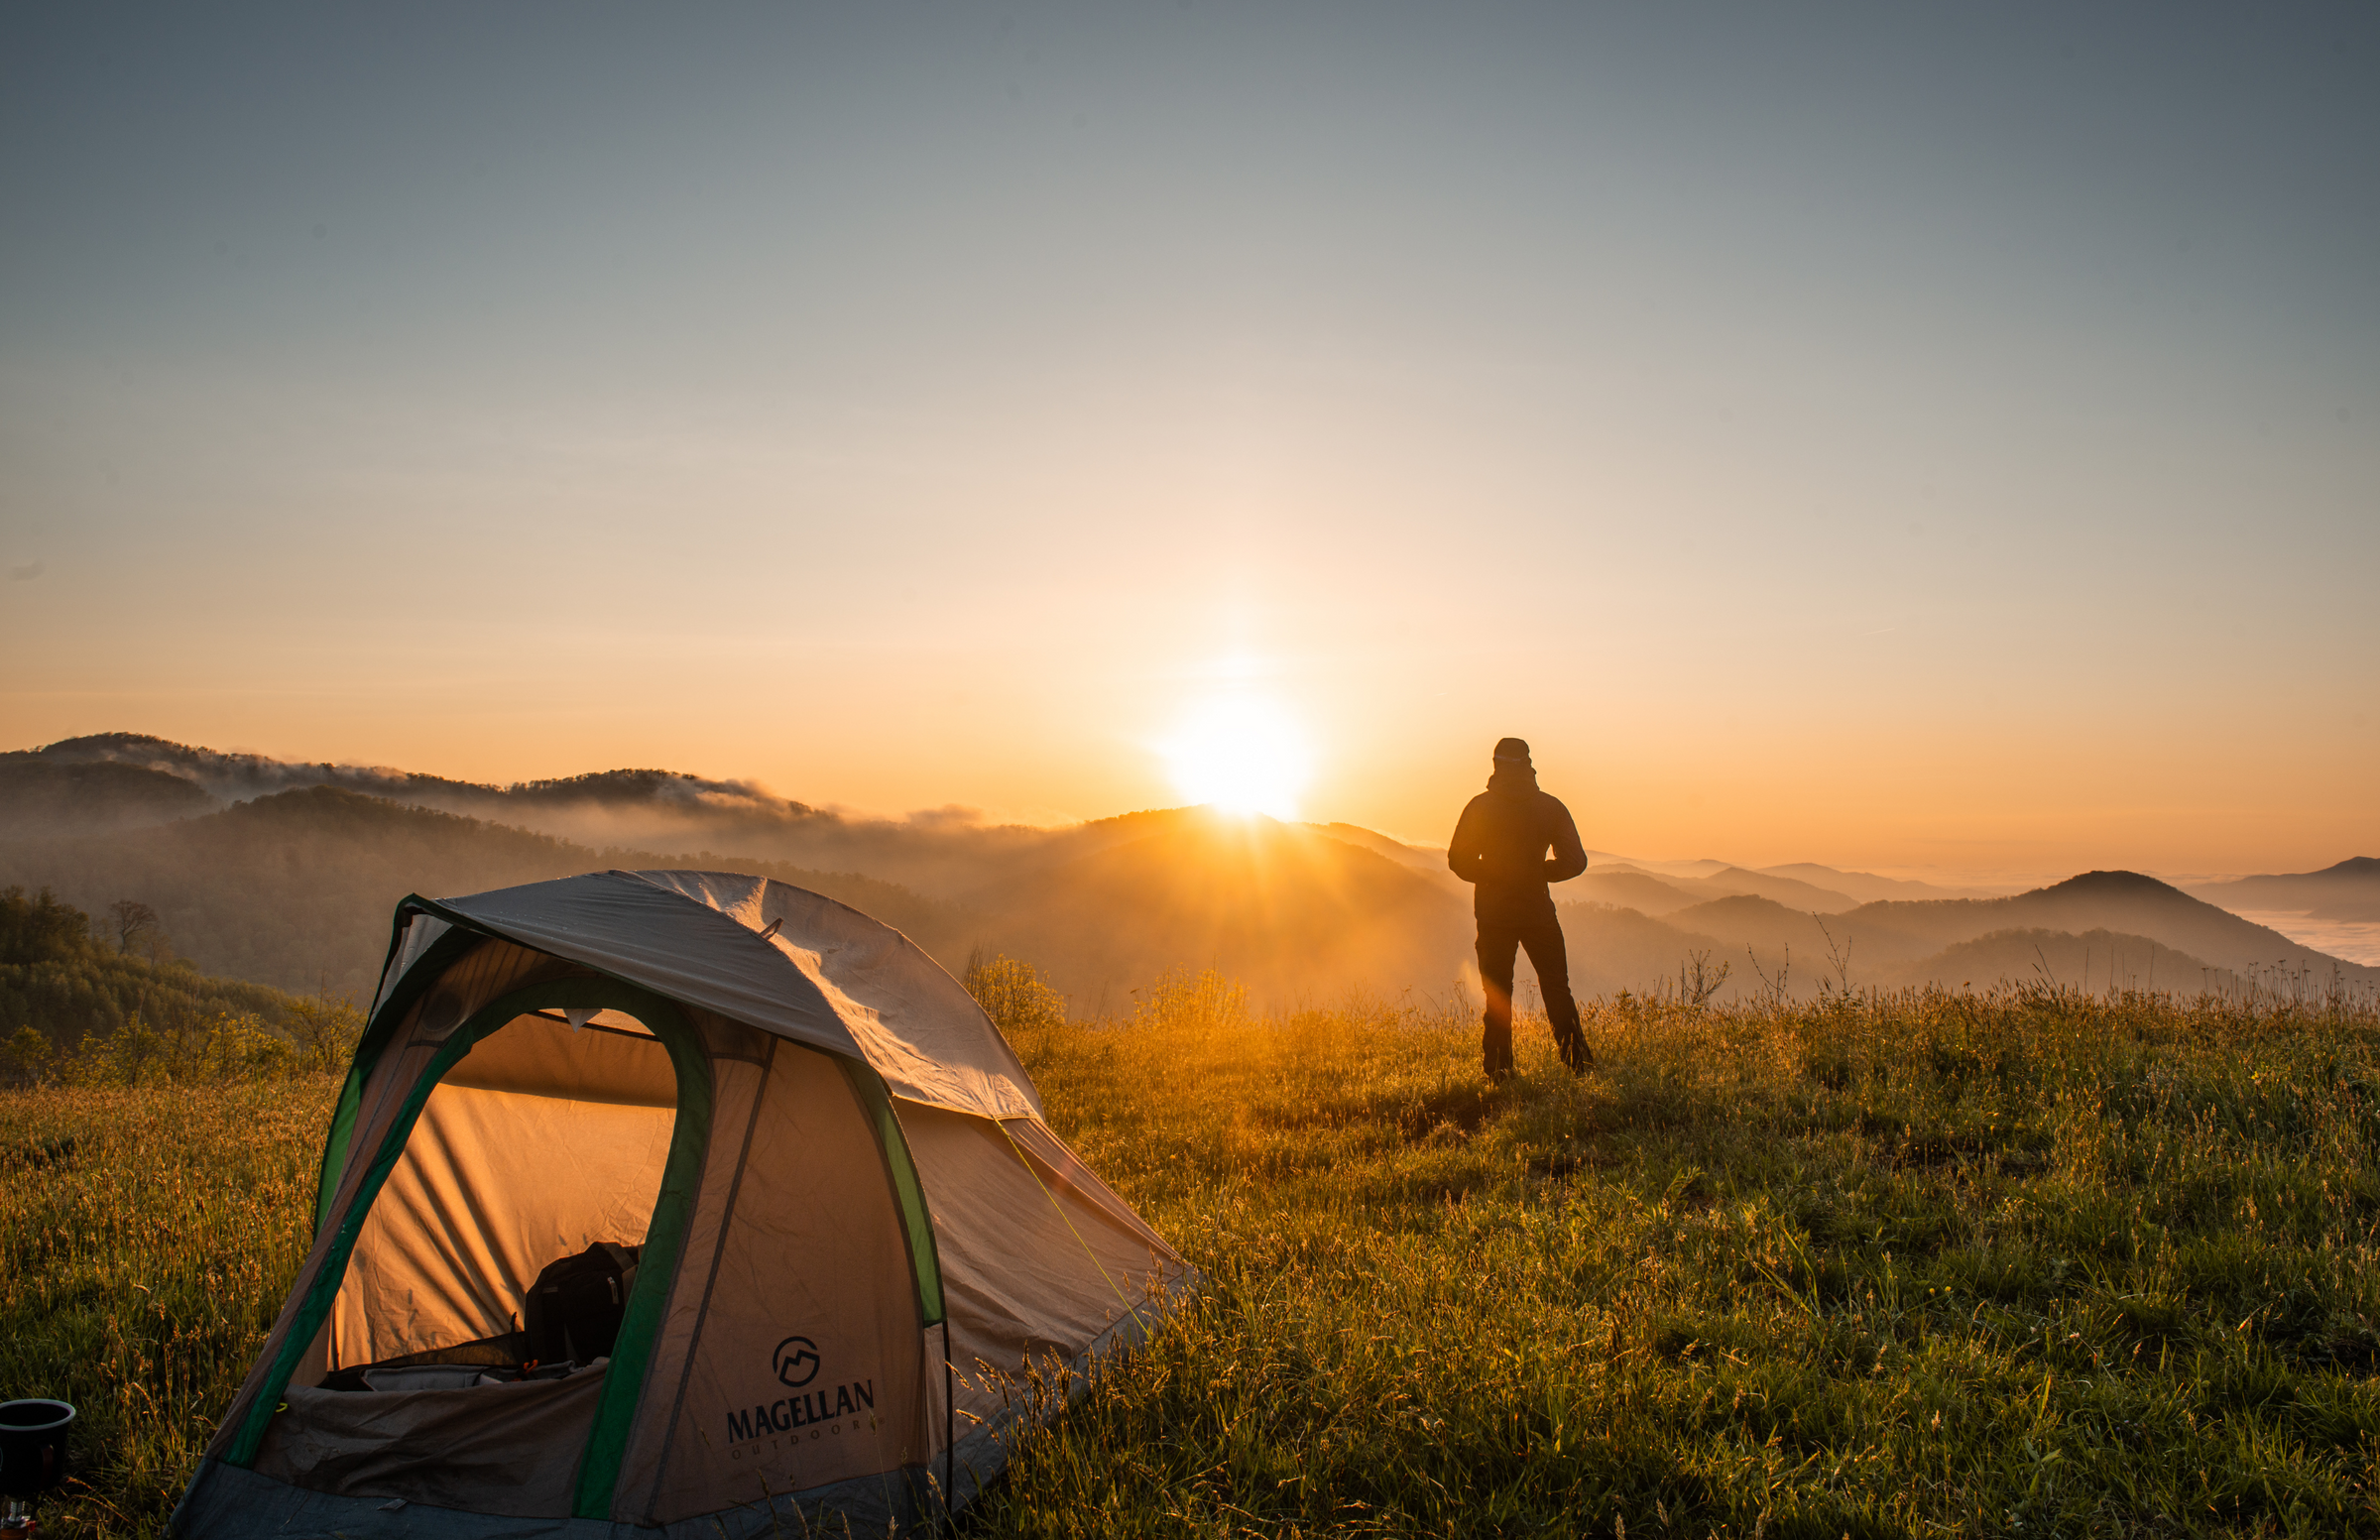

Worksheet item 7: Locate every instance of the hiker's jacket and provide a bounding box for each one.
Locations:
[1447,780,1588,919]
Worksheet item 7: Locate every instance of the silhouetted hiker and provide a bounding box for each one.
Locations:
[1447,738,1590,1079]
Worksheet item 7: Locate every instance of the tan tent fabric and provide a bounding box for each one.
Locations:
[624,1038,931,1523]
[181,873,1192,1540]
[442,1010,674,1106]
[996,1116,1176,1255]
[224,939,607,1417]
[253,1369,609,1517]
[605,1042,774,1512]
[898,1105,1189,1426]
[333,1078,675,1368]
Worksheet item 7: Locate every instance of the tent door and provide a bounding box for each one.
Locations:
[224,977,714,1523]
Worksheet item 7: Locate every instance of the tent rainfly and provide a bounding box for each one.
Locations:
[171,870,1192,1537]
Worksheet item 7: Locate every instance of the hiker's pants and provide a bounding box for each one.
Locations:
[1477,908,1588,1076]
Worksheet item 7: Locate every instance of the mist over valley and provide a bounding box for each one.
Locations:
[7,734,2373,1022]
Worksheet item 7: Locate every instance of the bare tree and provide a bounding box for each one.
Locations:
[1680,948,1731,1009]
[1814,916,1855,995]
[288,995,366,1075]
[1745,942,1792,1007]
[108,898,161,955]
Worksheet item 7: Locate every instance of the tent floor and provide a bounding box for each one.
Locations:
[170,1456,942,1538]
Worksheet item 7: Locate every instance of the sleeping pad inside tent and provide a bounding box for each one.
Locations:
[171,870,1194,1538]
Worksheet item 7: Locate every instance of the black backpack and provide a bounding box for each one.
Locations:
[523,1242,642,1364]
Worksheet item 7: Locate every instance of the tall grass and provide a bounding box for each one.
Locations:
[0,1078,331,1533]
[979,979,2380,1538]
[6,979,2380,1535]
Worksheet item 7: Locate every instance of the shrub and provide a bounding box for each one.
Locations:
[964,949,1069,1035]
[55,1008,305,1088]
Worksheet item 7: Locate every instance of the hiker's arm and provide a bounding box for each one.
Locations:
[1446,803,1483,884]
[1544,802,1588,884]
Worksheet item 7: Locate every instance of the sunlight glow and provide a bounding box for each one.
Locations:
[1161,695,1314,820]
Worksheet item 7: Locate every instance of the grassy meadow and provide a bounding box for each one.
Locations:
[7,974,2380,1535]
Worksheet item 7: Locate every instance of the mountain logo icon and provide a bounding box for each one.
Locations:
[773,1336,820,1388]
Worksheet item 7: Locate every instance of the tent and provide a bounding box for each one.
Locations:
[172,870,1192,1537]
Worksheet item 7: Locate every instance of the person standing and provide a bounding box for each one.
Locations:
[1447,737,1591,1079]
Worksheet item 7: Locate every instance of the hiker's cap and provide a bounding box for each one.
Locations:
[1491,737,1531,763]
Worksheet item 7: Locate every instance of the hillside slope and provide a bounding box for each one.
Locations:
[0,788,976,998]
[0,760,220,838]
[1570,870,1707,916]
[968,809,1472,1012]
[11,735,2373,1007]
[0,886,310,1048]
[2188,858,2380,923]
[1845,872,2380,986]
[8,733,1052,892]
[1755,863,2001,903]
[1872,927,2229,994]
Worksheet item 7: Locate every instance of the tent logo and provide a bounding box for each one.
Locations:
[773,1336,821,1388]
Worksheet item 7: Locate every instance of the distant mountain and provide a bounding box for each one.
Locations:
[1554,904,1733,999]
[1571,865,1857,915]
[1874,928,2224,994]
[10,735,2373,1007]
[1586,852,1732,881]
[9,732,505,816]
[968,808,1471,1012]
[1307,823,1465,892]
[2187,859,2380,923]
[0,759,220,839]
[0,786,975,999]
[1591,874,2380,998]
[1844,872,2380,987]
[1690,866,1859,913]
[1754,862,2001,904]
[0,789,1467,1010]
[1571,869,1706,916]
[6,733,1054,895]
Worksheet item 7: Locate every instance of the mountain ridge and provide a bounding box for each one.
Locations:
[2185,858,2380,923]
[8,734,2373,1008]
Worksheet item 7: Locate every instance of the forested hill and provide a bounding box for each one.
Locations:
[0,789,1475,1012]
[0,886,306,1047]
[0,786,974,999]
[2,732,1050,893]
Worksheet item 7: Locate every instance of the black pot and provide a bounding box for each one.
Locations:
[0,1400,72,1500]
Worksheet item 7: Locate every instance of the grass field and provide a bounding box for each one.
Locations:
[6,978,2380,1536]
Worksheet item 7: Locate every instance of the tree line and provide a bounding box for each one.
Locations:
[0,886,359,1087]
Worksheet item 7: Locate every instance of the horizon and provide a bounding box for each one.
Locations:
[5,6,2375,881]
[9,725,2373,897]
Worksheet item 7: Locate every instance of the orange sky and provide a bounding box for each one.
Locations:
[4,7,2375,880]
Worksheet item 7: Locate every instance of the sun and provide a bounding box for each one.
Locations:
[1161,695,1313,820]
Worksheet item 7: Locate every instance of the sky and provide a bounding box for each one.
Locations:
[3,3,2375,880]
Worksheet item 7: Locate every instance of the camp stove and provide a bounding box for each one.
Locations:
[0,1399,74,1539]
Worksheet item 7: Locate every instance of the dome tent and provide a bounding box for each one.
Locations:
[171,870,1191,1537]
